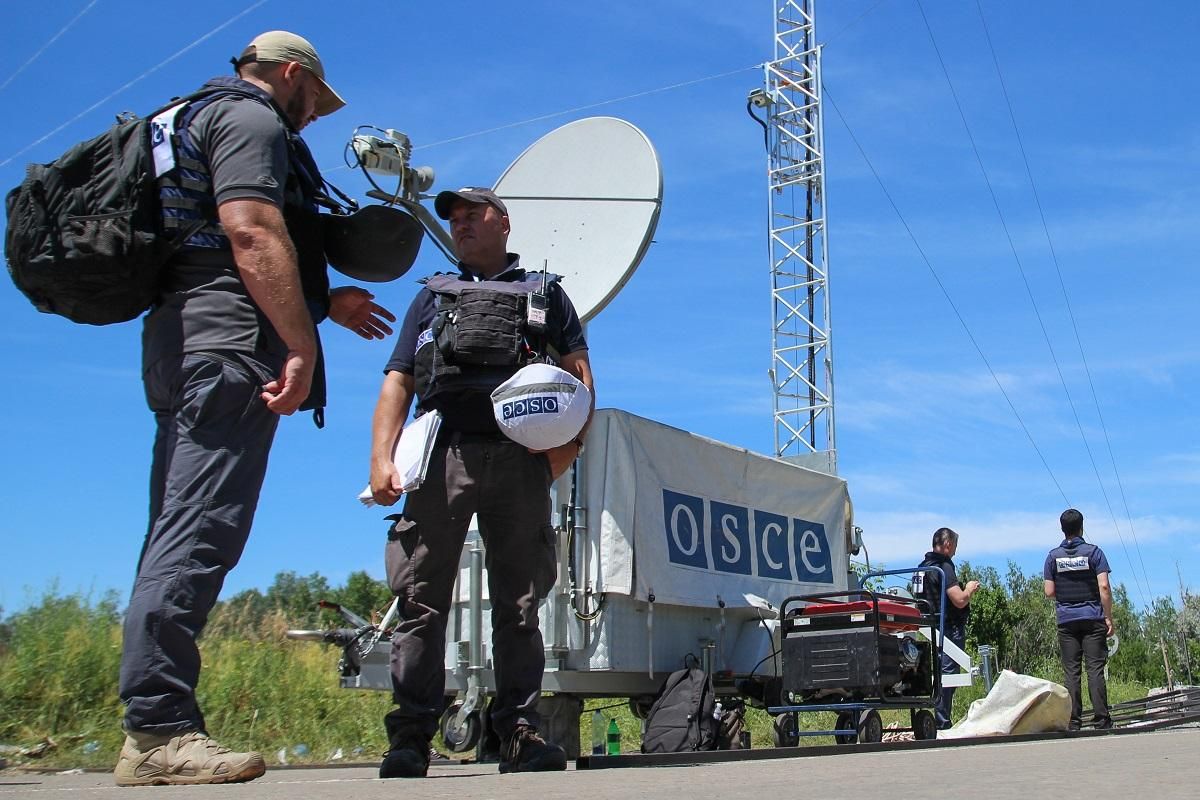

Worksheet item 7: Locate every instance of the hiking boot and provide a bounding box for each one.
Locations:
[379,736,430,779]
[113,730,265,786]
[498,725,566,773]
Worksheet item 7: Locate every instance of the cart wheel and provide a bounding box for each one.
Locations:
[857,710,883,744]
[833,711,856,745]
[771,712,800,747]
[629,696,655,720]
[440,702,482,753]
[911,709,937,740]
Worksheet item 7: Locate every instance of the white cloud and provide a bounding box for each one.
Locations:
[852,507,1188,567]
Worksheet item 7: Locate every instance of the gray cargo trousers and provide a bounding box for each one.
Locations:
[120,351,279,734]
[383,431,558,745]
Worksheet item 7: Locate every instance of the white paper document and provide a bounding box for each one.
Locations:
[357,410,443,506]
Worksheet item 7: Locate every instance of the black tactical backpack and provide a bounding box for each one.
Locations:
[640,665,719,753]
[4,87,246,325]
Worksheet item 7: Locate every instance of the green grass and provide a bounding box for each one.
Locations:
[0,592,1162,768]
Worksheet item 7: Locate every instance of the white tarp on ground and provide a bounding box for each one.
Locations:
[579,409,852,610]
[938,669,1071,738]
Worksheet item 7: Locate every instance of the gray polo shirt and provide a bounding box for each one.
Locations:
[142,94,291,372]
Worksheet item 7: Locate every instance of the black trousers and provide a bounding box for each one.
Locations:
[383,433,557,745]
[1057,618,1111,728]
[936,618,966,729]
[119,352,278,734]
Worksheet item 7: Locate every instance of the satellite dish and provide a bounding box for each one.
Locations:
[492,117,662,323]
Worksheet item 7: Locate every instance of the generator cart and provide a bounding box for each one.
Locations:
[767,567,959,745]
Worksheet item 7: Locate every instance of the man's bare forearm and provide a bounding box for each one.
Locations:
[221,198,316,356]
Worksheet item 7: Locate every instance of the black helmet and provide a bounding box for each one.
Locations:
[323,204,424,282]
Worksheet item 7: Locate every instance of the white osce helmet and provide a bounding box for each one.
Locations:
[491,363,591,451]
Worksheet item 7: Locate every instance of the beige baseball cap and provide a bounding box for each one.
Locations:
[236,31,346,117]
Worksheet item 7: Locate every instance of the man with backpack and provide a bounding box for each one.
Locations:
[1044,508,1114,730]
[369,187,594,777]
[915,527,979,730]
[114,32,395,786]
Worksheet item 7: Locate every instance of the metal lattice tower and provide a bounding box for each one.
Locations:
[763,0,836,472]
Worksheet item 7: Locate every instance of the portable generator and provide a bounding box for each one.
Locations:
[779,592,936,704]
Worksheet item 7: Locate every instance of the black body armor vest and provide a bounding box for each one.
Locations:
[414,272,560,433]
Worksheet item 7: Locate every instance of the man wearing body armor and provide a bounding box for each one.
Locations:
[116,32,395,786]
[915,527,979,730]
[1043,508,1114,730]
[370,187,594,778]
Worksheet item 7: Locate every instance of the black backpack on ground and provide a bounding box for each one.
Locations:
[640,664,719,753]
[4,87,249,325]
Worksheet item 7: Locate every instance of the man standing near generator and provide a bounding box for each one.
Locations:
[915,527,979,730]
[1044,508,1114,730]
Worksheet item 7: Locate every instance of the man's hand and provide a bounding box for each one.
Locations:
[370,457,404,507]
[370,372,415,506]
[1105,617,1114,637]
[536,440,581,480]
[965,579,981,596]
[329,286,396,340]
[261,349,315,415]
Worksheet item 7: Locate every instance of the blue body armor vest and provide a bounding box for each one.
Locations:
[157,76,331,322]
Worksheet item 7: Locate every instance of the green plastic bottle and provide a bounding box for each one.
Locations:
[605,718,620,755]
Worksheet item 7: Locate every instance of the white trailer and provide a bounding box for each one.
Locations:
[294,408,858,754]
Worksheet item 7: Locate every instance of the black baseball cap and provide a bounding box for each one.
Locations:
[434,187,509,220]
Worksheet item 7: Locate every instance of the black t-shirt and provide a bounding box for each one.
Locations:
[142,93,291,371]
[919,551,968,624]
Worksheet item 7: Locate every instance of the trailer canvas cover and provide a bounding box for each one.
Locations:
[580,410,851,610]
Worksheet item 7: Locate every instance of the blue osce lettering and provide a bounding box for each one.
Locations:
[661,490,833,583]
[501,395,560,420]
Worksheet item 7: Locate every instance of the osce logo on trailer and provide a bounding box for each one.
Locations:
[500,395,560,420]
[661,489,833,583]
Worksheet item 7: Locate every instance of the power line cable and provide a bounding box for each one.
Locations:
[0,0,101,95]
[317,63,761,175]
[824,87,1070,506]
[913,0,1151,605]
[824,0,892,46]
[972,0,1155,601]
[412,65,760,152]
[0,0,270,169]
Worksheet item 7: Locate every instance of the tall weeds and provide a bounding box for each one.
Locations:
[0,593,390,769]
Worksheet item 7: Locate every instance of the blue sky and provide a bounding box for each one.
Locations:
[2,1,1197,616]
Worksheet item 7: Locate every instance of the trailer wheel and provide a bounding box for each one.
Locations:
[771,712,800,747]
[834,711,856,745]
[440,702,482,753]
[911,709,937,740]
[857,710,883,744]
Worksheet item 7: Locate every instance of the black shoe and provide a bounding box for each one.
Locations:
[379,739,430,779]
[498,726,567,773]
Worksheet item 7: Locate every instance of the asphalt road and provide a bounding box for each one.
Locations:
[4,727,1196,799]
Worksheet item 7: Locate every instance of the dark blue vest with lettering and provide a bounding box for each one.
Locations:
[1050,540,1101,604]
